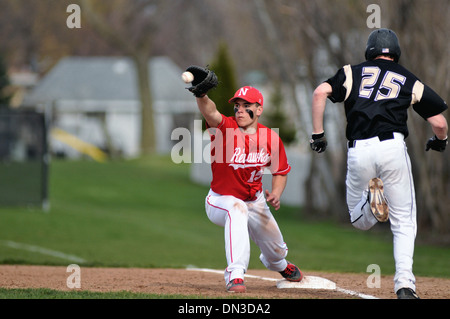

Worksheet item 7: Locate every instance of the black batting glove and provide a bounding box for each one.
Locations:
[425,135,448,152]
[310,132,327,153]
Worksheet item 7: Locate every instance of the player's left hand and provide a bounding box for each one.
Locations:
[265,189,281,211]
[185,65,218,97]
[425,135,448,152]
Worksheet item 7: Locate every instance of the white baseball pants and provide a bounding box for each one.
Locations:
[205,189,288,284]
[346,133,417,293]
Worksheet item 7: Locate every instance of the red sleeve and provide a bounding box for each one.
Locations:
[206,114,231,132]
[271,145,291,175]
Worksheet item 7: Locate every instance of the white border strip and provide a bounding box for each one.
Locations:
[186,267,379,299]
[336,287,379,299]
[0,240,86,263]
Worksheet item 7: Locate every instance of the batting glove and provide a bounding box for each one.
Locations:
[425,135,448,152]
[310,132,327,153]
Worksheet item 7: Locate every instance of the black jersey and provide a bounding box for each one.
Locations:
[325,59,448,140]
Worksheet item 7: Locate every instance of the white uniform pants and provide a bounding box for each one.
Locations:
[205,189,288,284]
[346,133,417,293]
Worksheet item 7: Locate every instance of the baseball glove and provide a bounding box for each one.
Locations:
[185,65,218,97]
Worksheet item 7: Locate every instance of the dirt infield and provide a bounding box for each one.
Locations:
[0,265,448,299]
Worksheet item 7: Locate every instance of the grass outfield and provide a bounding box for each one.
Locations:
[0,155,449,298]
[0,288,183,299]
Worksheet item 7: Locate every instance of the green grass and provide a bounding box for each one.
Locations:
[0,288,253,299]
[0,287,170,299]
[0,155,449,298]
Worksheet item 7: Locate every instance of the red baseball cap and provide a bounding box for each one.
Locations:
[228,86,264,107]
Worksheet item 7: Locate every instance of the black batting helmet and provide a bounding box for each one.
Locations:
[365,28,401,63]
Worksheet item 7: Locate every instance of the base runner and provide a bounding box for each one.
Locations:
[310,29,448,299]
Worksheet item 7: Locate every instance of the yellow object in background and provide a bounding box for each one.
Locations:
[51,128,107,163]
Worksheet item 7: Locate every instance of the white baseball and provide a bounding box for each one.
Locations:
[181,71,194,83]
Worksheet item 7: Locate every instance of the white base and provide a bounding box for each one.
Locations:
[277,276,336,290]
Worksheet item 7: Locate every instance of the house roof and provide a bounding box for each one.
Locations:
[24,56,196,112]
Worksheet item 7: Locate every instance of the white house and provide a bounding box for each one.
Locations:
[23,56,198,158]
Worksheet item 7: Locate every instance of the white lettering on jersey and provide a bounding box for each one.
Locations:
[229,147,270,170]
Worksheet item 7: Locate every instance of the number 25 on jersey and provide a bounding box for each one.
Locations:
[359,66,406,101]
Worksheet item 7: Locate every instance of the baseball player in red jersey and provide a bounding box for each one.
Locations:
[186,67,303,293]
[310,29,448,299]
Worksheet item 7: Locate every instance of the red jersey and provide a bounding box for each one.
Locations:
[207,115,291,201]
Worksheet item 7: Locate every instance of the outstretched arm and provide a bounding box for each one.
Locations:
[196,95,223,128]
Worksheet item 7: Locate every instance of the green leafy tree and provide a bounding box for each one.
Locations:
[262,83,296,145]
[207,42,238,123]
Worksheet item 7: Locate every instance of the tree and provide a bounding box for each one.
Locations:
[262,84,296,145]
[205,42,238,125]
[80,0,183,156]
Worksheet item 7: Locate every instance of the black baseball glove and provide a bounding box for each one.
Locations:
[310,132,327,153]
[185,65,218,97]
[425,135,448,152]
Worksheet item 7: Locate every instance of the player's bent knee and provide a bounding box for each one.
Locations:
[351,214,377,230]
